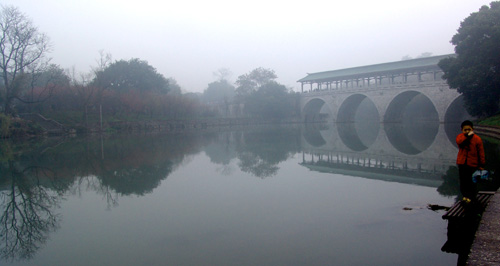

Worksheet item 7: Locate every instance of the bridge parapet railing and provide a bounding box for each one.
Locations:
[301,80,450,95]
[301,151,454,175]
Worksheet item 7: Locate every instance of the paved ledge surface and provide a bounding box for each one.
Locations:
[475,125,500,140]
[466,188,500,266]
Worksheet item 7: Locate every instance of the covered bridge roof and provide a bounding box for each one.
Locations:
[297,54,455,83]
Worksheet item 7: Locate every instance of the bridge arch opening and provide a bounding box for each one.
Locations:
[444,95,473,146]
[384,91,439,123]
[384,91,439,155]
[303,98,331,123]
[337,94,380,151]
[444,95,472,124]
[303,124,328,147]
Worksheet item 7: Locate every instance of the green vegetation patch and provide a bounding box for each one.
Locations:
[478,114,500,127]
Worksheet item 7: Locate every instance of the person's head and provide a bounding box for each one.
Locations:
[461,120,474,134]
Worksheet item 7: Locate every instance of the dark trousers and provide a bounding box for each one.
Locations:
[458,164,477,200]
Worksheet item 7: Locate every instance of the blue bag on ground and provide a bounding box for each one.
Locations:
[472,170,490,183]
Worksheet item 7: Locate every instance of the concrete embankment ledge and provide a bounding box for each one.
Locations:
[466,188,500,265]
[475,125,500,140]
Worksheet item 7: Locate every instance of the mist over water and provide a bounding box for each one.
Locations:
[1,124,498,266]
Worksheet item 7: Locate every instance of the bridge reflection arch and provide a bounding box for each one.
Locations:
[337,94,380,151]
[384,91,439,155]
[303,124,328,147]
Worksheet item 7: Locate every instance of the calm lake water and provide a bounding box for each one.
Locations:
[1,123,499,266]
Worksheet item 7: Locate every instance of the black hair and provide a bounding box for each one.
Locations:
[461,120,473,129]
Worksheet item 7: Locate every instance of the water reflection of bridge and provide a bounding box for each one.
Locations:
[300,123,458,187]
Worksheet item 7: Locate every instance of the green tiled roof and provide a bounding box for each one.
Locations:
[297,54,455,83]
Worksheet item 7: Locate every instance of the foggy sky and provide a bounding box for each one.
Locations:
[1,0,493,92]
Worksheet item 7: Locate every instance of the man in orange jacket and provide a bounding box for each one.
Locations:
[456,120,486,203]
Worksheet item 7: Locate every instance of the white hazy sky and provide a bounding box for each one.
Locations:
[1,0,493,92]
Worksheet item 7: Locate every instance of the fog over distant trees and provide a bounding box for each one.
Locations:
[0,5,299,136]
[235,68,299,119]
[6,1,498,136]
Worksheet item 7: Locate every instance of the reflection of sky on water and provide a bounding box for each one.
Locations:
[3,153,457,266]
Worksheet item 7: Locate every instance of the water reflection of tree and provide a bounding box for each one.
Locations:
[237,151,278,178]
[0,131,222,261]
[204,132,237,175]
[39,133,207,199]
[235,127,300,178]
[0,160,65,262]
[437,138,500,199]
[92,134,204,196]
[74,175,120,209]
[437,166,460,199]
[98,163,175,196]
[202,127,301,178]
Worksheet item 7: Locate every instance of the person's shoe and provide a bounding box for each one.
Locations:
[462,197,472,204]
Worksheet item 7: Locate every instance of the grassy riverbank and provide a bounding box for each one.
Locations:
[476,114,500,143]
[1,113,305,138]
[478,114,500,127]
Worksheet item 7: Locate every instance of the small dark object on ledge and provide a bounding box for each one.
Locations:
[428,204,450,212]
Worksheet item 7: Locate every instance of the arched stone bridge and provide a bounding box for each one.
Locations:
[298,54,470,123]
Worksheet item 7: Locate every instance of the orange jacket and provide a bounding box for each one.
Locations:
[456,133,485,167]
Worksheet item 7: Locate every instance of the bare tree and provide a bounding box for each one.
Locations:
[213,68,232,82]
[0,163,62,261]
[0,5,51,115]
[92,49,112,74]
[67,67,97,128]
[66,51,113,129]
